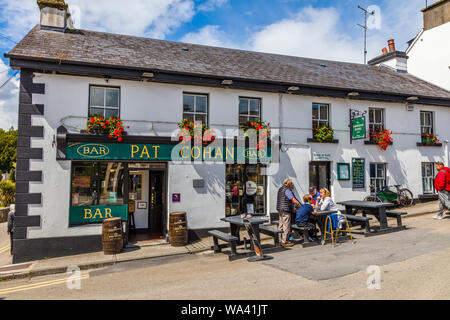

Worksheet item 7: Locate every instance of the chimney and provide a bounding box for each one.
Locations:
[37,0,73,31]
[422,0,450,31]
[368,39,408,73]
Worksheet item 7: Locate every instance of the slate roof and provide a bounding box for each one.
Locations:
[6,25,450,99]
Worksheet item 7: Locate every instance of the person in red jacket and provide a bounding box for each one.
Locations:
[434,161,450,220]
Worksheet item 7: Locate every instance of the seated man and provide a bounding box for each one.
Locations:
[295,194,318,241]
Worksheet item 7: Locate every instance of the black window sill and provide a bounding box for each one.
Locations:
[364,141,393,145]
[307,138,339,144]
[417,142,442,147]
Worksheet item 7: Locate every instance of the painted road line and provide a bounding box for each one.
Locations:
[0,274,90,295]
[0,245,10,254]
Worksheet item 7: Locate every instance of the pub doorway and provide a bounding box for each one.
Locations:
[127,163,167,243]
[309,161,331,191]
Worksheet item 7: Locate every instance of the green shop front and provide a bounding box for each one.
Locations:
[58,131,273,242]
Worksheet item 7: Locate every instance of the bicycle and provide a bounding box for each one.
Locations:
[364,185,414,207]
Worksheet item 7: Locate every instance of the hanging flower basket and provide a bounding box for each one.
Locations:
[86,115,126,142]
[313,125,334,143]
[240,120,271,150]
[370,129,393,150]
[178,119,215,145]
[421,133,440,146]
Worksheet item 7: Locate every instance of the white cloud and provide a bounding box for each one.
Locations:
[181,25,238,48]
[0,60,19,130]
[198,0,229,12]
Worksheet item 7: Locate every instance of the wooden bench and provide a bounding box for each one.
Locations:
[343,214,372,233]
[259,225,283,246]
[208,230,239,260]
[291,224,315,243]
[385,211,407,227]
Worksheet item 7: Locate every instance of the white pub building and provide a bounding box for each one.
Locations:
[6,0,450,263]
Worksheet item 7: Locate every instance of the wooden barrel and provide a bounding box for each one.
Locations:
[169,212,188,247]
[102,218,123,255]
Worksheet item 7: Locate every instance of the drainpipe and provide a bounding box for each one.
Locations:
[445,140,449,167]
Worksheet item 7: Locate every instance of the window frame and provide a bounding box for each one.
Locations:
[369,163,387,194]
[421,162,435,194]
[182,92,209,126]
[88,85,121,118]
[312,103,330,130]
[238,97,262,126]
[368,108,385,133]
[420,111,434,135]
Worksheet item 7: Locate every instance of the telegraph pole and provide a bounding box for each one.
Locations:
[357,5,375,64]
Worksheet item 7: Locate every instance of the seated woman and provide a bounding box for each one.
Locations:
[315,188,346,229]
[295,194,318,241]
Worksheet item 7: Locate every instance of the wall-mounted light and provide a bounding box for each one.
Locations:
[142,72,155,78]
[347,92,360,97]
[222,79,233,85]
[406,96,419,101]
[287,86,300,92]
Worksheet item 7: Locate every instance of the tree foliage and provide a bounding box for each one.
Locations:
[0,128,17,173]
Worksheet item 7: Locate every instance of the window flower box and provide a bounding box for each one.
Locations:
[366,129,393,150]
[418,133,441,147]
[178,119,215,146]
[240,120,271,150]
[85,115,127,142]
[310,125,336,143]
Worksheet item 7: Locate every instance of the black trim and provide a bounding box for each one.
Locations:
[417,142,443,147]
[307,138,339,144]
[8,57,450,107]
[12,235,103,264]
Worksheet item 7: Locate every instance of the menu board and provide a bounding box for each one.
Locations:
[352,158,365,189]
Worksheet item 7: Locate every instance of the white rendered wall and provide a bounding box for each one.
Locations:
[407,22,450,91]
[26,73,450,238]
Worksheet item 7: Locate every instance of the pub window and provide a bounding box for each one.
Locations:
[420,111,434,135]
[239,97,261,126]
[225,164,266,216]
[312,103,329,129]
[183,93,208,125]
[71,162,125,207]
[422,162,435,194]
[368,108,384,134]
[89,86,120,118]
[370,163,386,194]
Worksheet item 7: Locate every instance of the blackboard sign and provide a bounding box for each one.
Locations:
[352,158,365,189]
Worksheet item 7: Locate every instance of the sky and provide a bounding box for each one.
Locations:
[0,0,431,130]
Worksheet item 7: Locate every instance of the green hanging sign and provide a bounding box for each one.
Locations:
[351,117,366,140]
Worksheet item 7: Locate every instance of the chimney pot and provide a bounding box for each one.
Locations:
[382,47,388,55]
[388,39,396,52]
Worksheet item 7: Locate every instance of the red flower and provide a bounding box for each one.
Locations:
[117,137,122,142]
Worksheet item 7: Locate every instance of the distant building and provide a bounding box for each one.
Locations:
[406,0,450,91]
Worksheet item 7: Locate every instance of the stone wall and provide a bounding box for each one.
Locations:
[0,207,10,223]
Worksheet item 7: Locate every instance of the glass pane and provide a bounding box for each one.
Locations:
[369,110,374,123]
[249,99,260,116]
[195,114,206,125]
[239,99,249,115]
[183,95,195,112]
[89,107,104,117]
[196,96,207,113]
[420,113,425,126]
[239,116,249,126]
[370,164,375,178]
[319,105,328,121]
[375,110,382,124]
[377,165,384,178]
[312,104,319,120]
[183,113,194,122]
[105,108,119,118]
[105,89,119,108]
[90,87,105,107]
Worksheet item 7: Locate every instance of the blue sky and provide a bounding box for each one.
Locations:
[0,0,431,129]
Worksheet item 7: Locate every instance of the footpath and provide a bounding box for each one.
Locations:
[0,200,440,281]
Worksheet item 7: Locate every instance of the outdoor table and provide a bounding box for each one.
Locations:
[221,215,269,246]
[310,210,338,243]
[337,200,399,236]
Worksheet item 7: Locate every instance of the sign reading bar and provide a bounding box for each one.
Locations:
[351,117,366,140]
[66,142,272,162]
[69,204,128,224]
[352,158,365,189]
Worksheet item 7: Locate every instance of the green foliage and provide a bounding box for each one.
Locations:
[313,125,334,143]
[0,128,17,173]
[0,180,15,207]
[8,168,15,182]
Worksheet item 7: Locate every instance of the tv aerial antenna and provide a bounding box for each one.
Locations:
[357,5,375,64]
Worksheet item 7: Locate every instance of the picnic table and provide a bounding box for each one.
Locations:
[337,200,403,236]
[221,215,268,246]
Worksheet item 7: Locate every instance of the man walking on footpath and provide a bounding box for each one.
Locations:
[277,178,301,247]
[434,162,450,220]
[7,204,15,256]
